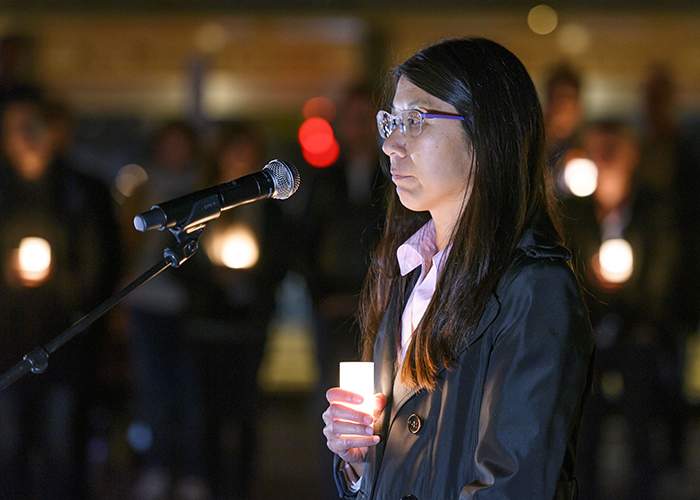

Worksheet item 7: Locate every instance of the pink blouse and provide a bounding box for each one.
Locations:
[396,220,448,364]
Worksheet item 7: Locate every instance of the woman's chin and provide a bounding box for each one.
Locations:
[396,188,425,212]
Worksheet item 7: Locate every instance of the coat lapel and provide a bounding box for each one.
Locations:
[389,362,418,422]
[370,268,420,486]
[388,291,502,426]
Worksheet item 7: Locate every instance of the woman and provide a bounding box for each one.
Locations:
[322,38,593,500]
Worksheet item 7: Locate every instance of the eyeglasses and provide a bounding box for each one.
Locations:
[375,109,465,140]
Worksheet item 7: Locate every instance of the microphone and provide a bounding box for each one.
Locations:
[133,159,300,232]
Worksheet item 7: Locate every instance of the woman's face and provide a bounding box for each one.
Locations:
[382,76,473,218]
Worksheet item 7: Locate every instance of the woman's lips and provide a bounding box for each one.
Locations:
[390,171,412,182]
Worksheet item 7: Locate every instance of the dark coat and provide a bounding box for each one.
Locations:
[334,225,594,500]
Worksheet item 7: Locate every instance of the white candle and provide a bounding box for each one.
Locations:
[339,362,375,416]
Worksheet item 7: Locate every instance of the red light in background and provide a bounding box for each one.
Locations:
[298,116,340,168]
[298,117,334,154]
[302,139,340,168]
[302,96,336,121]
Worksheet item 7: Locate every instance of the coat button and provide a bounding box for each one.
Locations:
[407,413,422,434]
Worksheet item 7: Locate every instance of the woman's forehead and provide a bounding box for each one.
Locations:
[392,76,456,113]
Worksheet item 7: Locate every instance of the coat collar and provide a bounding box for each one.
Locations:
[515,221,571,261]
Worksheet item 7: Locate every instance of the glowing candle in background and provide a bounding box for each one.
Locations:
[16,236,52,286]
[339,362,375,416]
[599,238,634,284]
[563,157,598,197]
[205,224,259,270]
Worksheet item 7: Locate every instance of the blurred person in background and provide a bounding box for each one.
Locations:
[122,121,209,500]
[674,107,700,413]
[0,87,120,500]
[182,122,290,500]
[638,64,679,199]
[543,63,584,197]
[563,120,679,500]
[638,63,690,473]
[303,83,386,499]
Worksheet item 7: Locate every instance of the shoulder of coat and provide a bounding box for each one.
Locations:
[495,250,576,300]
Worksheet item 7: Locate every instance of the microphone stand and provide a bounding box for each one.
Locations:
[0,225,205,392]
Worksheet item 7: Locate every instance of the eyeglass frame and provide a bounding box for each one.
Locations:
[375,109,466,140]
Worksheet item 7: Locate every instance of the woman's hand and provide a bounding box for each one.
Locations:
[322,388,387,471]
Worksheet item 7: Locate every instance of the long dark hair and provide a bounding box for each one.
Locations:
[359,38,562,390]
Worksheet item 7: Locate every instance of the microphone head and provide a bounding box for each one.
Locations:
[263,159,300,200]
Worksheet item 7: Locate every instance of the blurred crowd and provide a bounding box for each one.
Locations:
[543,63,700,500]
[0,32,698,500]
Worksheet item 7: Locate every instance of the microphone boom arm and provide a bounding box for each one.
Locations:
[0,224,204,391]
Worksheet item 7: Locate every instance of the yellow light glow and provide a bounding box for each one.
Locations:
[564,158,598,197]
[684,335,700,404]
[528,4,558,35]
[599,238,634,284]
[601,371,624,401]
[207,225,259,269]
[557,23,592,55]
[194,22,228,54]
[339,362,375,416]
[114,163,149,198]
[17,237,52,284]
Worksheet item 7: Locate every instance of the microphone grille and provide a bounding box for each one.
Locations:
[264,159,301,200]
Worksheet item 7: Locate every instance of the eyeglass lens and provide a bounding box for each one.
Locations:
[376,110,423,139]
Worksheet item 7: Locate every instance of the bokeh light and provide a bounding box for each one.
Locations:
[298,116,340,168]
[557,23,592,55]
[302,96,337,121]
[126,420,153,453]
[206,225,259,270]
[298,117,335,155]
[301,138,340,168]
[599,238,634,284]
[115,164,149,198]
[564,158,598,197]
[528,4,559,35]
[17,237,52,285]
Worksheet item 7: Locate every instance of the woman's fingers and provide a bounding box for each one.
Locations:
[326,435,381,454]
[323,419,374,438]
[326,387,363,405]
[324,403,374,425]
[322,388,386,458]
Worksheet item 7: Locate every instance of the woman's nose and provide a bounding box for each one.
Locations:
[381,129,407,158]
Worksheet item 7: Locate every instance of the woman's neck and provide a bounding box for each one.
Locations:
[431,206,461,252]
[430,182,470,251]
